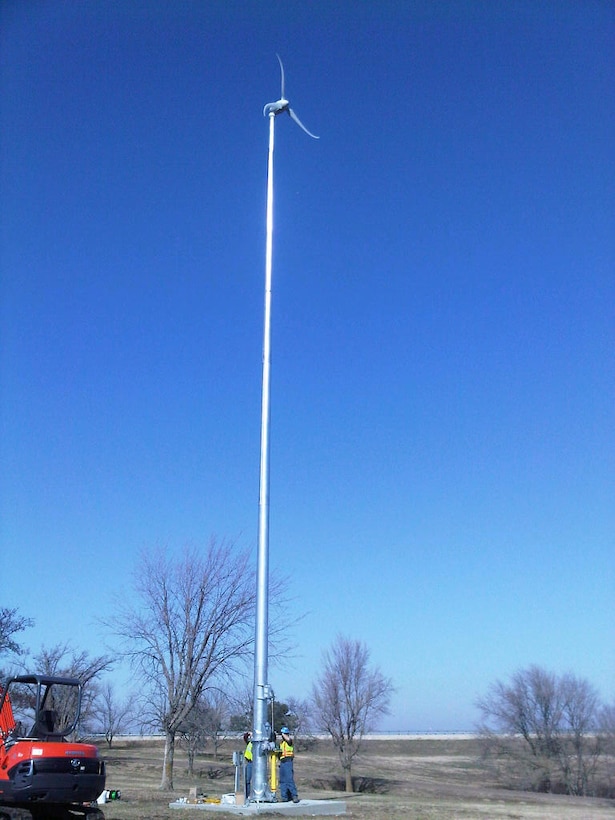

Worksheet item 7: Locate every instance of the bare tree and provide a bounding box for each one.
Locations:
[284,695,316,750]
[599,701,615,746]
[33,643,113,684]
[179,689,230,769]
[477,665,602,795]
[178,701,210,776]
[598,700,615,793]
[0,607,33,657]
[311,635,393,792]
[202,689,230,759]
[94,681,133,747]
[228,685,254,732]
[32,643,114,735]
[109,540,257,790]
[558,672,602,795]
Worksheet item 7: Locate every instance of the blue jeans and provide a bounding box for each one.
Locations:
[279,758,297,801]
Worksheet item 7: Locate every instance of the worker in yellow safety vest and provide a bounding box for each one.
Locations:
[243,732,252,798]
[278,727,299,803]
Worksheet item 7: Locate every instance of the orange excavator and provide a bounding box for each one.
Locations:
[0,674,106,820]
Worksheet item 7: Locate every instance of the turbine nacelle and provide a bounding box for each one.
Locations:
[263,98,290,116]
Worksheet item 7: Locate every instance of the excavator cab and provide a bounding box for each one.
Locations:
[2,675,80,742]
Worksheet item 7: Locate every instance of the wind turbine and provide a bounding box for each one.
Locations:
[263,54,320,139]
[250,56,318,804]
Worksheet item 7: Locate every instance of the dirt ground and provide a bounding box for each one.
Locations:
[96,736,615,820]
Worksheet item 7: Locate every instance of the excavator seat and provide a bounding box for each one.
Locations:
[29,708,61,739]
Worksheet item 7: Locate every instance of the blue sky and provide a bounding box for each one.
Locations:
[1,1,613,731]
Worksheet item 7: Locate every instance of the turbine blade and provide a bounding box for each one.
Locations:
[288,106,320,139]
[276,54,285,100]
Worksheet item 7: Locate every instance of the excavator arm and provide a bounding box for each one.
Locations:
[0,690,16,742]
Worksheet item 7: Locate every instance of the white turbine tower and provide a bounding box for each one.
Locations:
[251,55,318,804]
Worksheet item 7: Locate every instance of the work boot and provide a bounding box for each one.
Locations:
[293,797,300,803]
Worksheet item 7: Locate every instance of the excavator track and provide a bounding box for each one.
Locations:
[0,808,104,820]
[0,808,34,820]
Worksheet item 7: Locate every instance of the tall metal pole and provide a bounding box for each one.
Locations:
[250,57,317,802]
[251,109,276,803]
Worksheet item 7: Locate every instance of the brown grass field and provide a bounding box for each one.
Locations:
[95,736,614,820]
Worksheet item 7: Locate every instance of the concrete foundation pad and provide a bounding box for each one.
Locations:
[169,798,346,816]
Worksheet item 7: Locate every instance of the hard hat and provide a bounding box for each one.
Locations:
[280,726,289,734]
